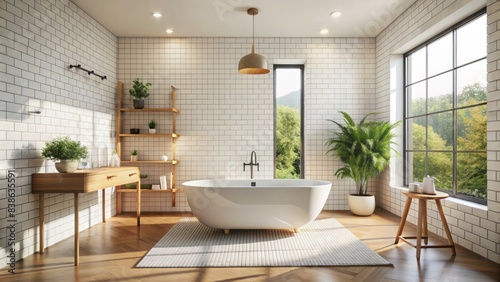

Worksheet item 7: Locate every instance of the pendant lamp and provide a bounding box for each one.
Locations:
[238,8,270,74]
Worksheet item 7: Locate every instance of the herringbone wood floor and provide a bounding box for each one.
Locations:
[1,209,499,281]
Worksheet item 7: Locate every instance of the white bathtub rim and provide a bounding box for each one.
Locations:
[182,179,331,188]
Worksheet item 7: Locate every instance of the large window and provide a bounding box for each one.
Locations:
[404,11,487,204]
[274,65,304,179]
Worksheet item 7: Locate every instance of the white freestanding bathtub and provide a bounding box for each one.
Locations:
[182,179,331,233]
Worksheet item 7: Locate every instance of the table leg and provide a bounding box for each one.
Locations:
[117,186,122,214]
[39,193,45,253]
[136,181,141,226]
[172,189,176,207]
[395,196,412,244]
[416,199,424,259]
[102,189,106,223]
[422,200,428,245]
[74,193,79,266]
[435,199,456,255]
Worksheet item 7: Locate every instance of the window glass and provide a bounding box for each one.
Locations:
[274,66,303,179]
[428,33,453,77]
[404,11,486,204]
[457,15,487,66]
[428,71,453,113]
[427,112,452,150]
[457,152,487,200]
[406,81,426,116]
[457,59,487,107]
[407,47,426,84]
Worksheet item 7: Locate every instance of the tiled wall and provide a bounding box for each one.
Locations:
[117,37,377,212]
[375,0,500,263]
[0,0,117,269]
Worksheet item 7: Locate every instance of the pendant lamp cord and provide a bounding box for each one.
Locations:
[252,13,255,46]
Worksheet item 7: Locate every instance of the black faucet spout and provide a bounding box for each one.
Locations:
[243,151,259,179]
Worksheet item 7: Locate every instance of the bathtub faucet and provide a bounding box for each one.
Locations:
[243,151,259,179]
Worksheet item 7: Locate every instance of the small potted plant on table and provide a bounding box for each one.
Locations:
[41,136,88,173]
[129,78,152,109]
[148,120,157,134]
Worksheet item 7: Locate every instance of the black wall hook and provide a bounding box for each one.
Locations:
[69,64,107,80]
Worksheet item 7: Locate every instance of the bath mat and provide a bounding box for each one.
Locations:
[136,218,392,268]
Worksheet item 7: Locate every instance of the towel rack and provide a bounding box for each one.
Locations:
[69,64,107,80]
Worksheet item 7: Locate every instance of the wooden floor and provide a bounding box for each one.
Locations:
[1,209,499,282]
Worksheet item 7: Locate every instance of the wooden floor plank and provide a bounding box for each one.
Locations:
[1,209,499,281]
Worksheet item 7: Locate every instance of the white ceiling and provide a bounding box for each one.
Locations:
[71,0,417,38]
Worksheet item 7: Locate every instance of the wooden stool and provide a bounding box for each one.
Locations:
[394,191,456,259]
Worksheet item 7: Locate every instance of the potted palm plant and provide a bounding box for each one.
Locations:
[129,78,152,109]
[326,111,400,216]
[41,136,88,173]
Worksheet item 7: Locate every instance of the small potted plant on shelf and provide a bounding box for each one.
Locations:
[148,120,157,134]
[130,150,138,162]
[129,78,152,109]
[41,136,88,173]
[326,111,400,216]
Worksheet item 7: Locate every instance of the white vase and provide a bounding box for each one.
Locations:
[347,194,375,216]
[149,128,156,134]
[111,153,120,167]
[55,160,79,173]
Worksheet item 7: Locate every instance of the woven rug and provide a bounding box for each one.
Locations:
[136,218,392,268]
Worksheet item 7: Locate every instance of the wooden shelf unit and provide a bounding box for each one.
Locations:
[115,81,180,208]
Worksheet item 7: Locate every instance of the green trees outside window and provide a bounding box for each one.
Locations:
[404,11,487,203]
[276,105,301,178]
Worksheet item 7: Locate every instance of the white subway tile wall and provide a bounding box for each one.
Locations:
[116,37,376,212]
[0,0,117,268]
[375,0,500,263]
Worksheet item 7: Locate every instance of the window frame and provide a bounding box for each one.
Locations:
[403,9,487,204]
[273,64,305,179]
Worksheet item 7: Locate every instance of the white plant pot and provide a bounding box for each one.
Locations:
[55,160,79,173]
[149,128,156,134]
[130,155,138,162]
[348,194,375,216]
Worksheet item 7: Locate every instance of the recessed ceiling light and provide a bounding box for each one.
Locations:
[165,28,174,34]
[320,29,329,35]
[330,11,342,18]
[152,12,162,18]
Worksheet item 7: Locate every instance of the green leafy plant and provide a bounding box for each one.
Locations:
[41,136,88,161]
[326,111,400,195]
[131,150,138,156]
[129,79,152,100]
[148,120,157,129]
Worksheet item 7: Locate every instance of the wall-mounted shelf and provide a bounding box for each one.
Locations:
[115,82,180,208]
[120,108,179,113]
[121,160,178,164]
[119,133,179,138]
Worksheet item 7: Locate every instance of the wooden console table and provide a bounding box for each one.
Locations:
[32,167,141,266]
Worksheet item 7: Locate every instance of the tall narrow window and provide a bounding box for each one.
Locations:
[274,65,304,179]
[404,10,487,204]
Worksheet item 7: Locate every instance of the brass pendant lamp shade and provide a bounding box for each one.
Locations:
[238,8,269,74]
